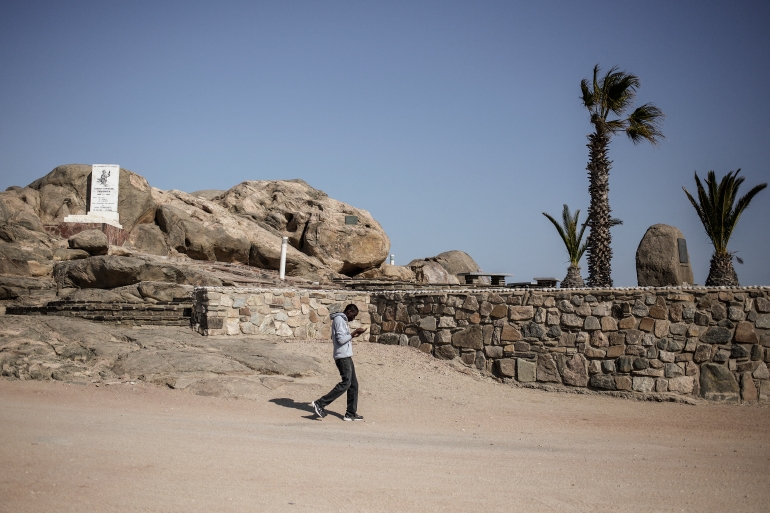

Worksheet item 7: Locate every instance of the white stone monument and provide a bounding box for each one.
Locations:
[64,164,122,228]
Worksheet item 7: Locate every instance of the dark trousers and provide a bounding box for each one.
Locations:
[318,357,358,414]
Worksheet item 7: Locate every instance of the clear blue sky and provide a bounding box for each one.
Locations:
[2,0,769,285]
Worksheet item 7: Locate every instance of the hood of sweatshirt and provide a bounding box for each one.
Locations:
[330,312,348,321]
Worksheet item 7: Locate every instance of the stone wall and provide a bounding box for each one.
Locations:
[192,287,371,339]
[367,287,770,403]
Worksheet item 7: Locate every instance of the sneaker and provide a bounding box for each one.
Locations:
[311,401,327,418]
[343,412,364,422]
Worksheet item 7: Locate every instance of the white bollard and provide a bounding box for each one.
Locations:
[389,254,395,266]
[279,237,288,280]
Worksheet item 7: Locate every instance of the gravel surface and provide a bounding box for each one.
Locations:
[2,339,769,512]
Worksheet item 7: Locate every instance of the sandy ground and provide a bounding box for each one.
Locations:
[1,339,769,513]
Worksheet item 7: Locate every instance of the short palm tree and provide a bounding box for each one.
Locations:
[683,169,767,286]
[581,65,664,287]
[543,205,588,288]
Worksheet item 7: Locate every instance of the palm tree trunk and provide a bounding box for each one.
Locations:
[560,264,585,288]
[585,126,613,287]
[705,252,739,286]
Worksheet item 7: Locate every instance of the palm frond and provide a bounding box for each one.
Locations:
[604,119,628,134]
[684,169,767,256]
[626,103,665,145]
[544,204,588,266]
[605,72,640,115]
[580,79,595,109]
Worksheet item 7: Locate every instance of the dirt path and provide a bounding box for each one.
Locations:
[1,340,769,512]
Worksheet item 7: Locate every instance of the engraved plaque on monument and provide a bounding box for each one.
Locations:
[64,164,122,228]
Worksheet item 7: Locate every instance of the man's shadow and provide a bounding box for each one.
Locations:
[269,398,345,421]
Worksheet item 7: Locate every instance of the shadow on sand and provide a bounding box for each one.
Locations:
[269,398,345,420]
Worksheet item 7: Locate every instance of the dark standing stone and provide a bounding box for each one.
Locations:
[699,363,740,402]
[635,224,694,286]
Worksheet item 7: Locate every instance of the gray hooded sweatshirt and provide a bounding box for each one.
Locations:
[330,312,353,360]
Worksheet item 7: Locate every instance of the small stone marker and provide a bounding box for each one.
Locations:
[636,224,694,286]
[64,164,122,228]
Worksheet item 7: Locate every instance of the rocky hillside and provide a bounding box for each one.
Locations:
[0,164,391,298]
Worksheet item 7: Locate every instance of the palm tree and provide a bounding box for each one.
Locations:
[581,65,664,287]
[682,169,767,286]
[542,205,588,288]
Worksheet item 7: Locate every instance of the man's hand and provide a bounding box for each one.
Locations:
[351,327,367,338]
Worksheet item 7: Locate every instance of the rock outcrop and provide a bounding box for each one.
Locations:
[150,188,330,280]
[68,229,109,255]
[216,180,389,275]
[53,255,223,289]
[636,224,695,287]
[407,259,460,284]
[357,263,416,281]
[0,165,393,293]
[28,164,157,232]
[0,315,322,393]
[0,240,53,277]
[406,250,483,285]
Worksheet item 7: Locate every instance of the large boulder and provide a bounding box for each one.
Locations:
[432,250,483,280]
[405,250,484,285]
[137,281,193,302]
[407,259,460,284]
[0,275,57,300]
[68,229,109,255]
[125,224,169,256]
[0,188,47,243]
[28,164,157,232]
[357,263,416,281]
[0,241,53,277]
[215,180,389,275]
[636,224,695,286]
[53,255,223,289]
[152,188,329,280]
[155,203,250,263]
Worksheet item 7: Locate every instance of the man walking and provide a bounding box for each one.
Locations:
[311,304,366,421]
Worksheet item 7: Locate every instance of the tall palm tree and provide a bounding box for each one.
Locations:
[581,65,664,287]
[682,169,767,286]
[542,205,588,288]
